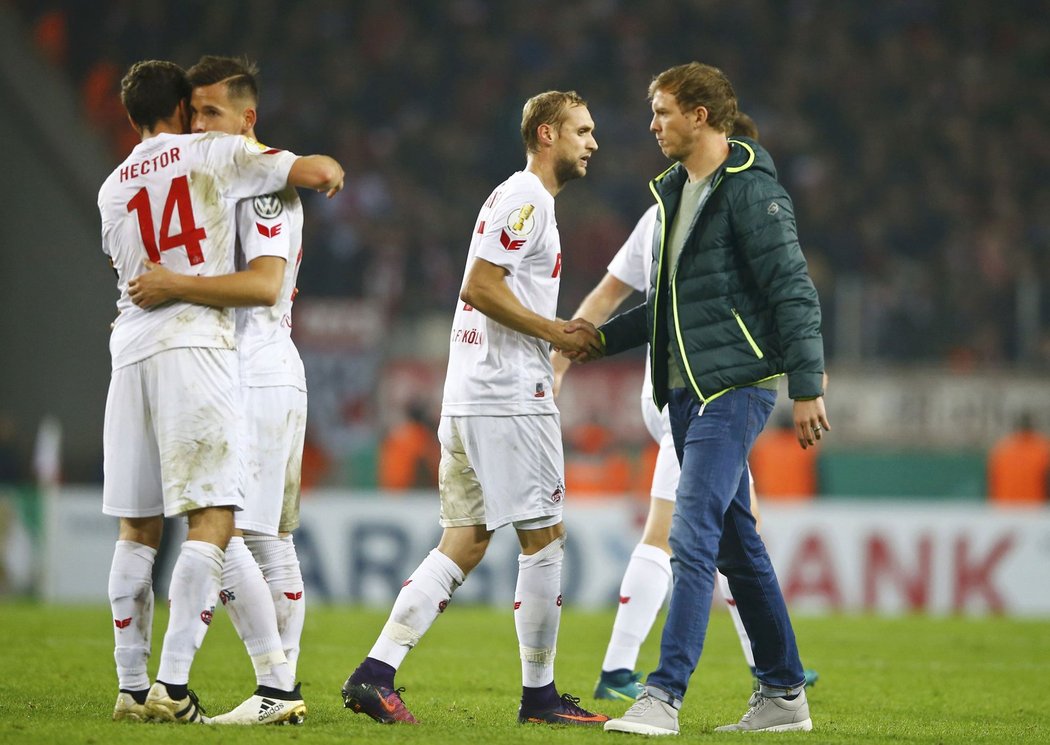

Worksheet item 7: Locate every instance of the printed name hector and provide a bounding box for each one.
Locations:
[120,147,181,182]
[451,328,484,346]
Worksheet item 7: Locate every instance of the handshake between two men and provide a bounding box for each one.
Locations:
[551,318,605,363]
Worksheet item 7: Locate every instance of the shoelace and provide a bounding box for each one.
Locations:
[187,689,207,715]
[740,693,766,722]
[389,687,409,707]
[559,693,590,716]
[625,694,656,717]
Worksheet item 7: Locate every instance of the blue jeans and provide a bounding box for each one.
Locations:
[646,386,804,705]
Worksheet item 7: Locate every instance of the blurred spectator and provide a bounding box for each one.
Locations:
[564,422,632,497]
[749,412,818,501]
[300,429,332,492]
[378,402,439,491]
[987,412,1050,505]
[0,415,23,484]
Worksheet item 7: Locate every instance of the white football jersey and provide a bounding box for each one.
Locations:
[98,132,297,369]
[441,171,561,416]
[606,205,666,441]
[234,186,306,390]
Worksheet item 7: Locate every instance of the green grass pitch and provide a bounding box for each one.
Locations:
[0,603,1046,743]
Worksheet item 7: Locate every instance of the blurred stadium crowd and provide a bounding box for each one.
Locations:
[19,0,1050,367]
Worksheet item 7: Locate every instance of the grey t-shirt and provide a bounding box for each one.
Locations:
[666,175,713,389]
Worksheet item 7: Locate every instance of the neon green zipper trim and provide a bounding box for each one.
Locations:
[648,177,670,404]
[732,308,765,359]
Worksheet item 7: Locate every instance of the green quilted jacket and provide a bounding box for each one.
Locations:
[600,137,825,408]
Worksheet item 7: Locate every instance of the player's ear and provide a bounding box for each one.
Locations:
[537,122,555,147]
[243,106,257,133]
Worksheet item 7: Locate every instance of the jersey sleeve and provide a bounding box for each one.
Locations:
[473,182,549,275]
[606,204,657,293]
[206,133,298,201]
[237,188,296,264]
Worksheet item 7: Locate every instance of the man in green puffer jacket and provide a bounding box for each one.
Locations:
[596,62,828,737]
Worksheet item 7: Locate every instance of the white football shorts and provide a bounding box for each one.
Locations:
[103,347,243,518]
[642,395,678,501]
[236,385,307,535]
[437,414,565,531]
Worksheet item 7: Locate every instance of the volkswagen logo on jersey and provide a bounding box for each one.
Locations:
[253,193,284,219]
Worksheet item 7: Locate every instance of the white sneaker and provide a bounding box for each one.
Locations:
[604,692,680,736]
[112,691,149,721]
[714,689,813,732]
[144,681,209,723]
[210,684,306,725]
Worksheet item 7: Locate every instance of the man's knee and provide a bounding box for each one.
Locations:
[437,525,491,575]
[118,515,163,548]
[185,506,235,548]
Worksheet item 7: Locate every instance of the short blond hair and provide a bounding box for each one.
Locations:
[649,63,738,134]
[521,90,588,154]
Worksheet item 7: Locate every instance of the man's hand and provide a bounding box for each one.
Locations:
[128,261,180,309]
[553,318,604,361]
[793,396,830,450]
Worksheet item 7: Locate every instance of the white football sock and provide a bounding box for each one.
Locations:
[221,536,294,691]
[602,542,672,673]
[108,540,156,691]
[717,571,755,668]
[515,534,566,688]
[246,534,305,678]
[369,548,464,669]
[155,540,224,686]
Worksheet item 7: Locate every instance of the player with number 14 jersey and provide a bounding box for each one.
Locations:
[99,132,297,369]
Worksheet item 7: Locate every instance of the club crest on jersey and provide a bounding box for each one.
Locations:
[506,203,535,236]
[551,481,565,504]
[253,193,284,219]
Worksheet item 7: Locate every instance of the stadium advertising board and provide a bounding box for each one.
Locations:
[34,489,1050,617]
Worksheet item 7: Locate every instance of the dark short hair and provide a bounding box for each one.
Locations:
[649,62,738,134]
[186,55,259,104]
[120,60,190,131]
[521,90,588,154]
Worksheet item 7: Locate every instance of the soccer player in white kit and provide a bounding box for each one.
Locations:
[340,91,607,726]
[553,113,817,700]
[126,55,328,725]
[101,60,343,724]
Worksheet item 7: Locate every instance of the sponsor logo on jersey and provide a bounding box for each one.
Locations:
[500,228,526,251]
[200,608,214,625]
[253,193,284,219]
[507,204,535,236]
[284,590,304,600]
[619,595,631,605]
[556,594,563,607]
[219,588,235,605]
[513,600,522,610]
[534,383,545,398]
[438,599,449,613]
[114,616,132,629]
[257,222,283,238]
[767,202,779,215]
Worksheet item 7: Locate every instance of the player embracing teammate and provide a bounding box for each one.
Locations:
[101,58,343,724]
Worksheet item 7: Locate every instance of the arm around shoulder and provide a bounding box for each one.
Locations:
[289,155,345,197]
